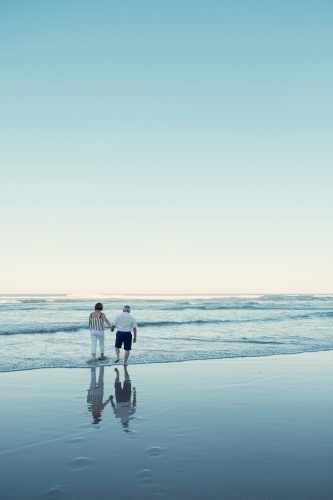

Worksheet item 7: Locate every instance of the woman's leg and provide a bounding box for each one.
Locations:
[98,331,106,360]
[91,331,97,360]
[97,366,104,388]
[91,367,97,387]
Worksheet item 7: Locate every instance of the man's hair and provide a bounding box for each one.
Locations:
[123,305,130,312]
[95,302,103,311]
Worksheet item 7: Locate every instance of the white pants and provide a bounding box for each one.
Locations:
[90,330,105,354]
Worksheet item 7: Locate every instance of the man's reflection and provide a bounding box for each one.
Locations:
[87,367,111,425]
[111,367,137,430]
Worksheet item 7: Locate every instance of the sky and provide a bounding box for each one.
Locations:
[1,0,332,294]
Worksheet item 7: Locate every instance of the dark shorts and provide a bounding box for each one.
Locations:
[115,381,131,402]
[115,331,132,351]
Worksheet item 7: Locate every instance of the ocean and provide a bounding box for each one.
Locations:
[0,294,332,372]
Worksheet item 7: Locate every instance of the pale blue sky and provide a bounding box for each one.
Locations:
[1,1,332,293]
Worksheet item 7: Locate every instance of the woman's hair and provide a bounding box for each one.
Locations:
[95,302,103,311]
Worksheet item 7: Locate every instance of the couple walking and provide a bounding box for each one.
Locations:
[87,365,136,428]
[89,303,137,366]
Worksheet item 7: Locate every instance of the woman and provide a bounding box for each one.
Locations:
[89,302,112,361]
[87,367,112,425]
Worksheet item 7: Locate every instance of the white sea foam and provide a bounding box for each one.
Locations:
[0,300,21,304]
[65,293,265,301]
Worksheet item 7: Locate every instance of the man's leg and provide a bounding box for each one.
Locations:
[115,331,122,362]
[124,365,130,381]
[123,332,132,366]
[124,350,130,366]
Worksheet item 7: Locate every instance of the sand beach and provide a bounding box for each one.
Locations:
[1,351,333,499]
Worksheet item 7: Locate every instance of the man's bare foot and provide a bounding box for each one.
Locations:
[123,363,128,367]
[98,356,107,361]
[115,358,120,363]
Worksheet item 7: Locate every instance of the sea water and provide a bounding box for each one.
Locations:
[0,294,332,372]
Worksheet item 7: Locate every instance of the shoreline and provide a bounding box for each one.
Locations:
[1,347,333,373]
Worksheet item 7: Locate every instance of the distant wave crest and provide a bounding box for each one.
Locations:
[0,324,84,336]
[0,310,332,336]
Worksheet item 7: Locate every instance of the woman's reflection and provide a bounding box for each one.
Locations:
[87,367,112,425]
[111,367,137,430]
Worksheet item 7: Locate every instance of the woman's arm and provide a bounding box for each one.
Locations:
[101,313,112,328]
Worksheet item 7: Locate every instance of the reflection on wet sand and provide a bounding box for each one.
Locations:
[111,367,137,430]
[87,367,112,425]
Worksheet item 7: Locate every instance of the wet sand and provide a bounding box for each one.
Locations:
[1,351,333,499]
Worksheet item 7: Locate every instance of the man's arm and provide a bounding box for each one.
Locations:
[132,387,137,407]
[133,327,137,343]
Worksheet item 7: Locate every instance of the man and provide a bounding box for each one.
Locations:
[111,367,137,430]
[111,305,137,366]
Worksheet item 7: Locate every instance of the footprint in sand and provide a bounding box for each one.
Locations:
[147,446,164,456]
[69,457,92,470]
[137,469,153,484]
[43,485,68,498]
[67,437,84,446]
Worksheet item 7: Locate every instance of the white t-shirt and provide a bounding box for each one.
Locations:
[112,402,136,424]
[112,312,137,332]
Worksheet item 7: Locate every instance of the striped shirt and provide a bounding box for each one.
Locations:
[89,313,104,331]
